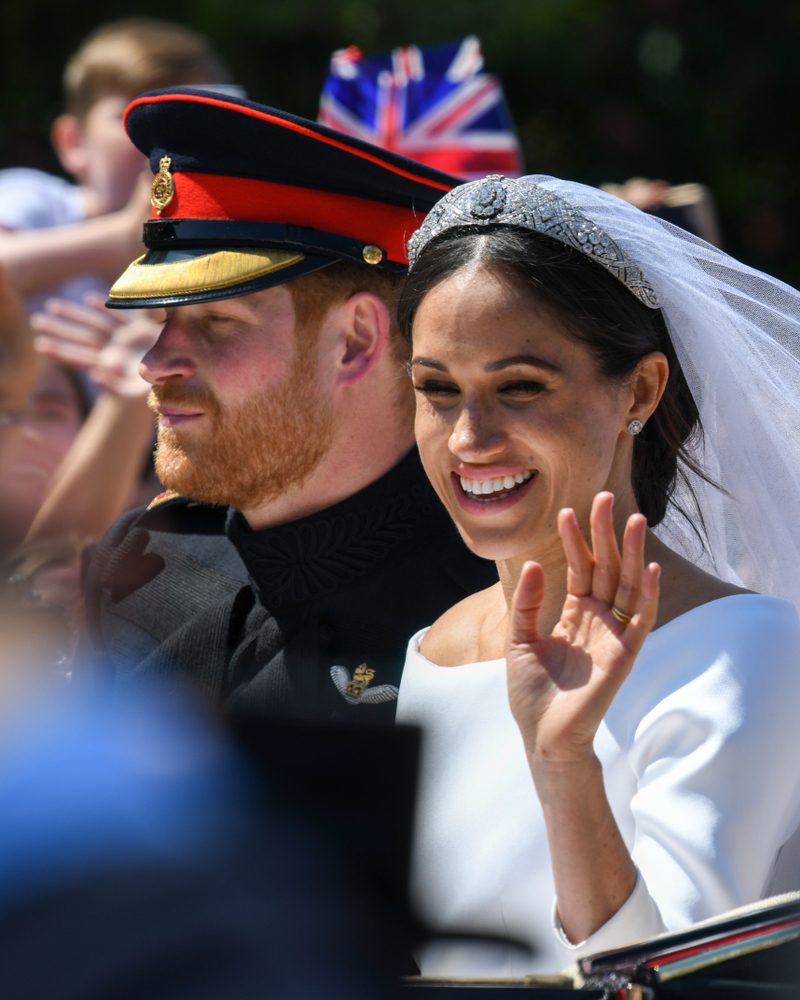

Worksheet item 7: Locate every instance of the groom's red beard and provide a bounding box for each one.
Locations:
[148,358,334,511]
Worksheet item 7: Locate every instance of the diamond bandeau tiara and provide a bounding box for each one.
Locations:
[406,175,660,310]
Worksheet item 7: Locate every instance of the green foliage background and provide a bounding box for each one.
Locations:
[2,0,799,283]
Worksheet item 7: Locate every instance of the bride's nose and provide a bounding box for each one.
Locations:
[448,402,506,460]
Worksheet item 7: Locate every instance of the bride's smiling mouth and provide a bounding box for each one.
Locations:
[451,468,538,513]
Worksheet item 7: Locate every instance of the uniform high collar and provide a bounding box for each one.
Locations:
[225,449,448,611]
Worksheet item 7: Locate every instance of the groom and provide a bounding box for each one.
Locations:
[83,89,495,719]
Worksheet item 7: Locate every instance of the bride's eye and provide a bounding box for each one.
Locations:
[500,380,547,397]
[413,380,460,398]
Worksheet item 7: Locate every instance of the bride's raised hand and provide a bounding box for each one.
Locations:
[506,492,660,766]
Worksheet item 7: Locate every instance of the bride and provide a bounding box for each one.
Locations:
[395,175,800,975]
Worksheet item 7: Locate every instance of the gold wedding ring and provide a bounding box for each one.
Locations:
[611,605,633,626]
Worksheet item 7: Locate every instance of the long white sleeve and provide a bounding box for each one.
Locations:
[554,595,800,960]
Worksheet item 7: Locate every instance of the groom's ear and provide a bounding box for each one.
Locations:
[332,292,391,387]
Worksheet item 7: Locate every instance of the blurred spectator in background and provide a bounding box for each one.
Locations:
[0,295,161,639]
[602,177,723,247]
[0,356,88,553]
[27,294,161,544]
[0,265,37,416]
[0,18,239,620]
[0,17,242,635]
[0,17,238,313]
[0,18,247,668]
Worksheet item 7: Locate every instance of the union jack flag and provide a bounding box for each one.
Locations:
[318,36,523,179]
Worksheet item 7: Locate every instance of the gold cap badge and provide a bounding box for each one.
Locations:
[150,156,175,216]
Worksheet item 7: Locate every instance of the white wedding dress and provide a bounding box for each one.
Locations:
[396,594,800,976]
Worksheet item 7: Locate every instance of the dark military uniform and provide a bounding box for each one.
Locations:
[84,450,495,722]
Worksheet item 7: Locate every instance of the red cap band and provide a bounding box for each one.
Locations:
[153,171,427,264]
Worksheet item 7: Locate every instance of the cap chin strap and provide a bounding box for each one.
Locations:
[143,219,403,269]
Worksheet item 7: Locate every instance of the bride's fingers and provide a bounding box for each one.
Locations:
[624,562,660,653]
[508,561,545,648]
[559,508,594,597]
[589,492,621,605]
[611,513,647,621]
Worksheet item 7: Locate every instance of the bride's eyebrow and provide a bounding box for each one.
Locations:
[409,355,562,373]
[410,357,448,371]
[485,355,562,374]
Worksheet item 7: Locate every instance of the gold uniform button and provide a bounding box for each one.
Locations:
[361,244,384,265]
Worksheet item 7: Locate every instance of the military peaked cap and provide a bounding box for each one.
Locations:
[107,88,460,308]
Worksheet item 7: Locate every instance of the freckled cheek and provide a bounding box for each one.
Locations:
[556,416,621,492]
[414,415,454,494]
[512,411,566,461]
[519,411,609,478]
[202,352,293,397]
[413,423,438,471]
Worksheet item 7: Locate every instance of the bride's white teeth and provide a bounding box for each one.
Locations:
[459,470,535,496]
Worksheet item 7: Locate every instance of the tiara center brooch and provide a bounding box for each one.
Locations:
[469,175,507,220]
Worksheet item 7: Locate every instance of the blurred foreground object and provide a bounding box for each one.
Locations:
[0,649,419,998]
[602,177,723,246]
[319,37,523,178]
[0,552,422,998]
[0,537,82,688]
